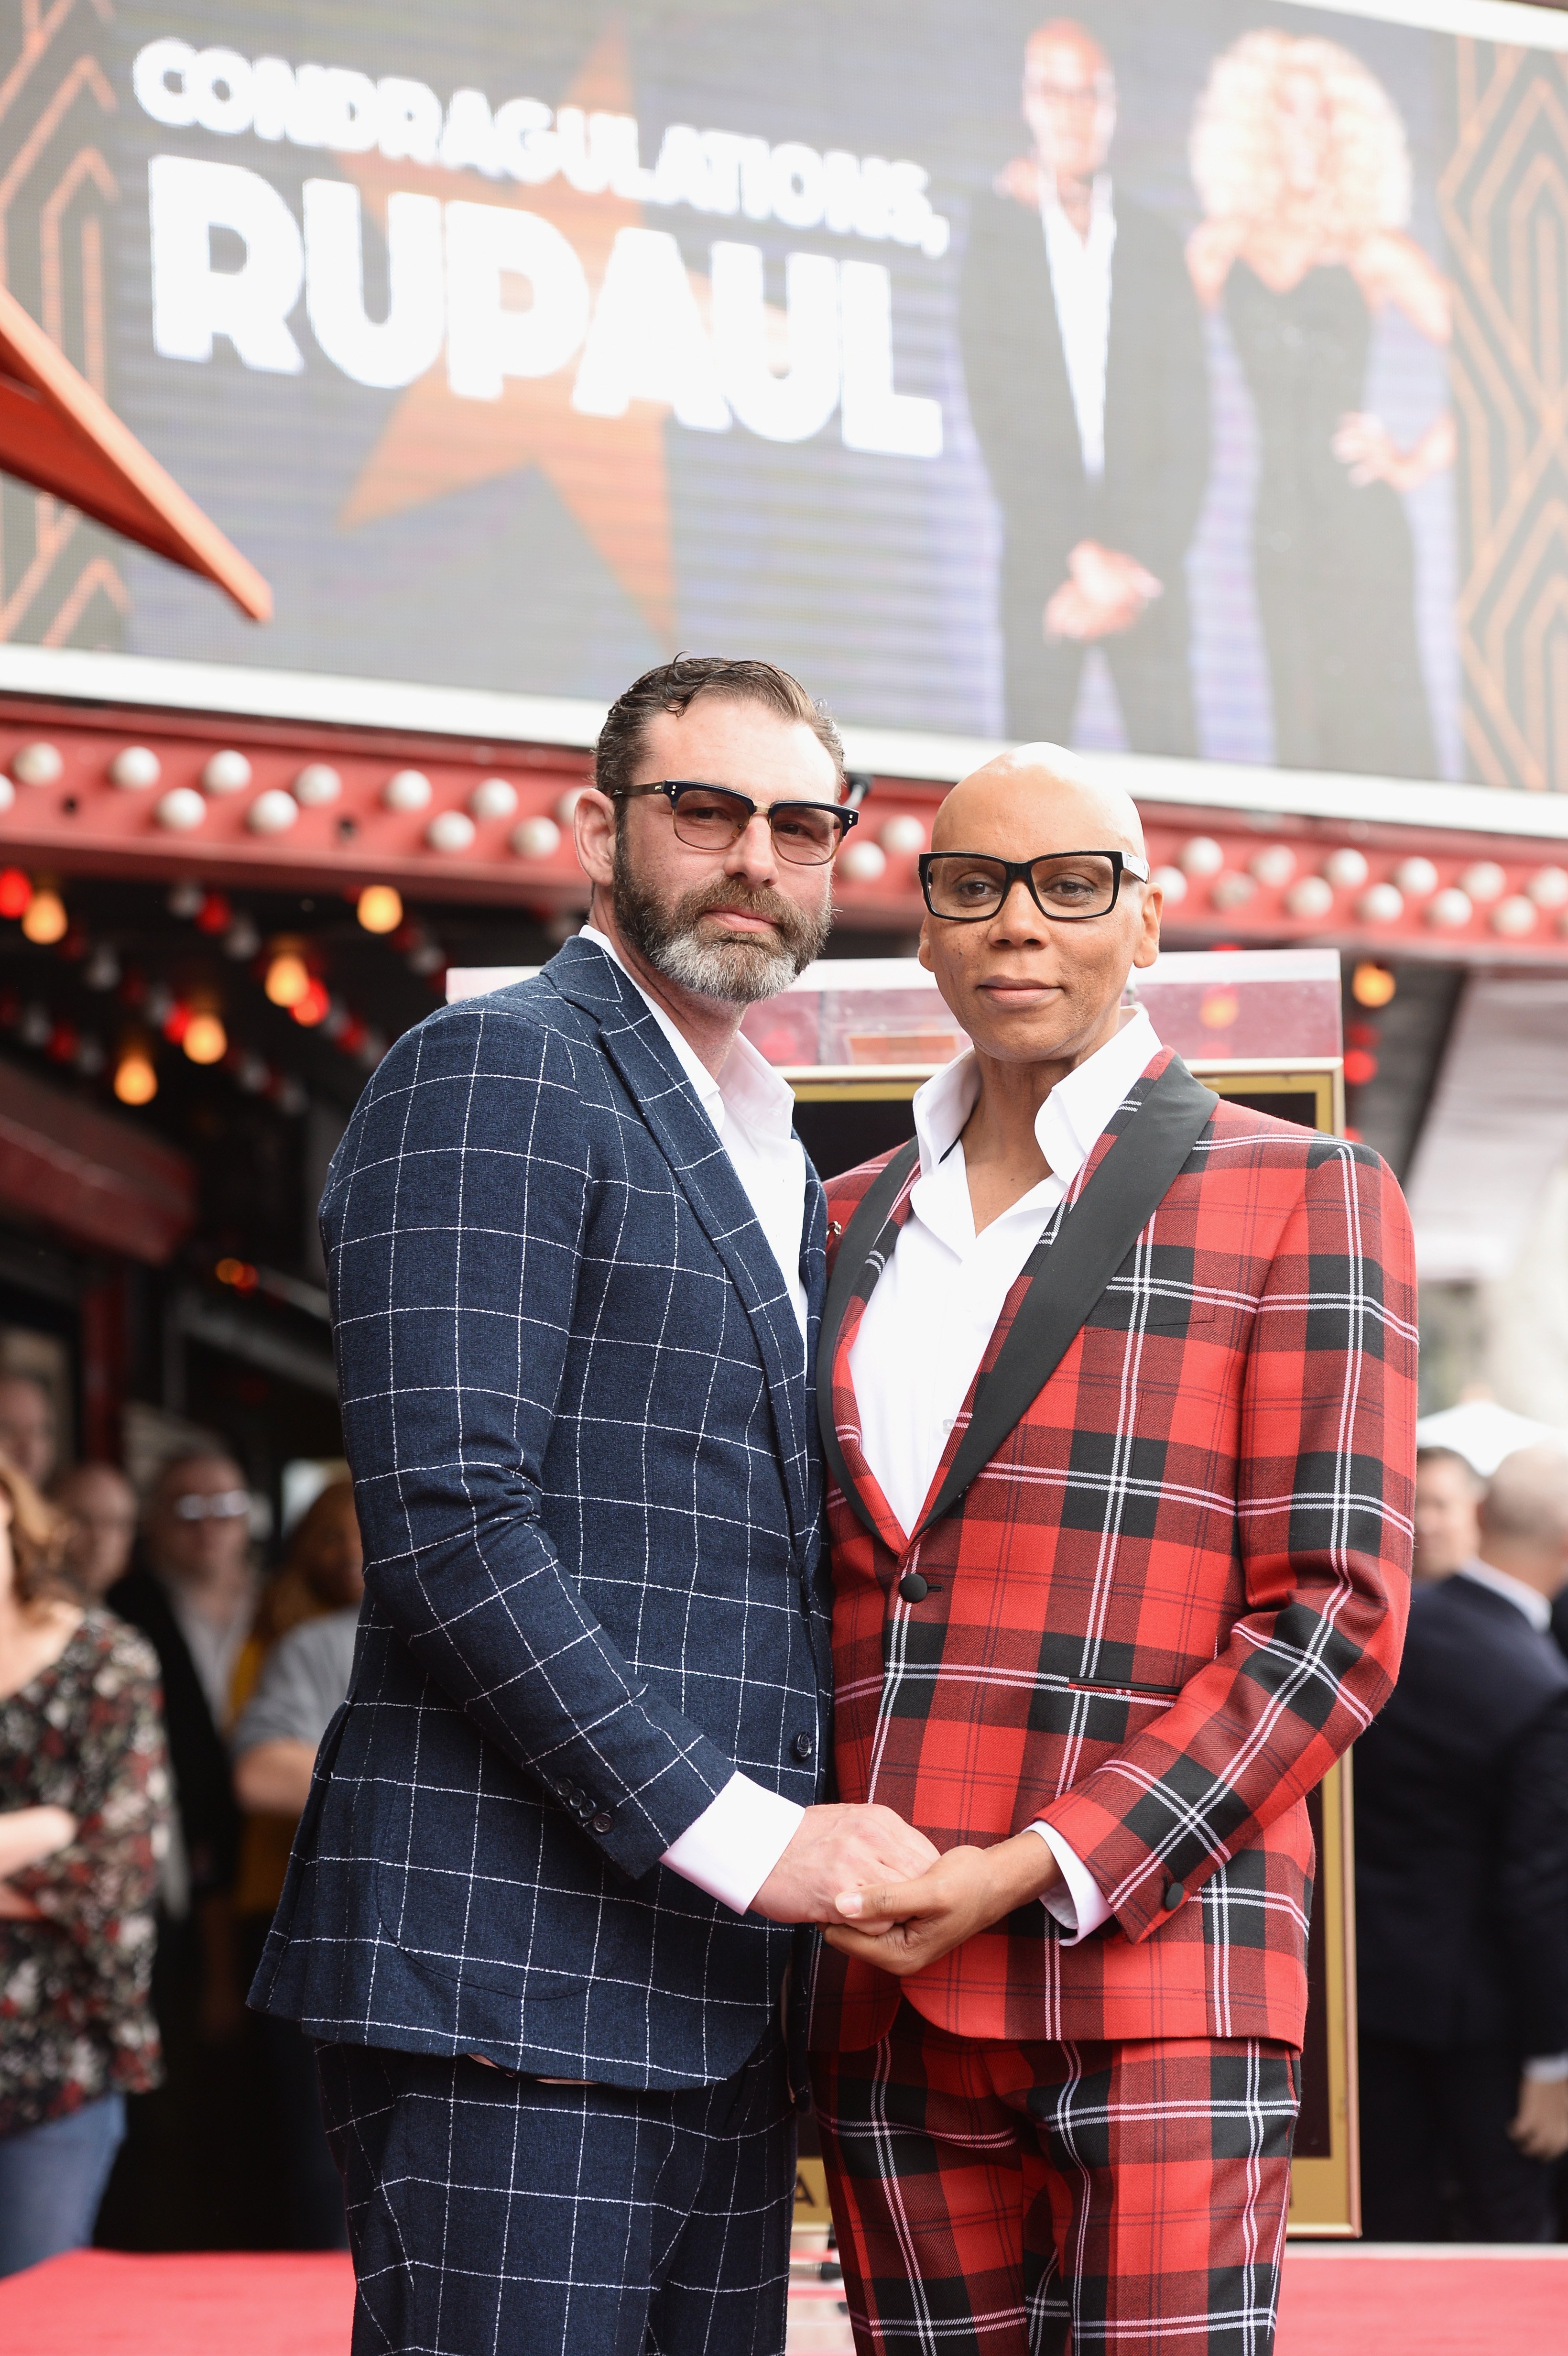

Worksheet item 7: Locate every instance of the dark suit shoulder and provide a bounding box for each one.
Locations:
[1413,1574,1568,1700]
[1107,190,1191,267]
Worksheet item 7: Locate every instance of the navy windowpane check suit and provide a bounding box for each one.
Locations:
[250,938,830,2352]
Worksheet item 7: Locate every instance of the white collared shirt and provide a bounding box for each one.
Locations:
[848,1005,1162,1946]
[1040,172,1116,480]
[581,925,810,1913]
[1455,1556,1553,1634]
[581,925,807,1341]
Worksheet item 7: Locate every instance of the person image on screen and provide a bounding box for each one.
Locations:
[808,746,1417,2355]
[1187,30,1453,780]
[251,656,938,2356]
[959,21,1210,754]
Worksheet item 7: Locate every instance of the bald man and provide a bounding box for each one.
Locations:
[1355,1446,1568,2241]
[809,751,1416,2356]
[959,19,1209,752]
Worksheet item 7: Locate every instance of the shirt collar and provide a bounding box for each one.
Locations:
[579,924,796,1141]
[1040,170,1115,241]
[911,1004,1161,1188]
[1456,1556,1554,1633]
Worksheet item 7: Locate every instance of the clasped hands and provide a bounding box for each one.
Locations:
[751,1802,1062,1976]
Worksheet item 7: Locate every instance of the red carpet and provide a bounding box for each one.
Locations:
[1,2245,1565,2353]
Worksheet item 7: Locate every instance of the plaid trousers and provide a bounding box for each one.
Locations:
[317,2026,795,2356]
[812,2003,1298,2356]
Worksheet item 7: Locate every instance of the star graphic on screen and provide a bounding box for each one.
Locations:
[337,27,676,645]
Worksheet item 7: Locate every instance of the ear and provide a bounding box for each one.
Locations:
[1132,881,1162,970]
[917,914,936,973]
[573,787,618,888]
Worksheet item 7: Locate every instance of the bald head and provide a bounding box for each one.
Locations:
[1023,20,1116,185]
[918,742,1160,1081]
[1480,1448,1568,1552]
[933,744,1146,861]
[1026,18,1111,80]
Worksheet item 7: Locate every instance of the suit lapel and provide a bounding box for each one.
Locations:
[817,1139,921,1549]
[545,938,819,1547]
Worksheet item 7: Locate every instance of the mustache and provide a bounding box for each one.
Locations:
[674,876,814,944]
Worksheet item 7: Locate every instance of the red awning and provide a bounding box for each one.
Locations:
[0,282,271,623]
[0,1058,196,1264]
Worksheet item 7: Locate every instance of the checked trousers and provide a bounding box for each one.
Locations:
[317,2024,795,2356]
[812,2001,1299,2356]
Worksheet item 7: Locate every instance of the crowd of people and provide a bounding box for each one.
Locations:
[0,1368,362,2273]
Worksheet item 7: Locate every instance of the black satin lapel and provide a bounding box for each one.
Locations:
[816,1138,920,1540]
[914,1060,1219,1540]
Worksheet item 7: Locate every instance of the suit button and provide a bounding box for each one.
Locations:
[899,1573,929,1603]
[792,1731,815,1761]
[1164,1880,1186,1910]
[590,1813,614,1835]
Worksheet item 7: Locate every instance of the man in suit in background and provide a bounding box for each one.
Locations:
[253,655,936,2356]
[810,747,1415,2354]
[960,20,1210,753]
[1356,1445,1568,2241]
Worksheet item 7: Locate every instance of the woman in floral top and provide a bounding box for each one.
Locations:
[0,1451,169,2276]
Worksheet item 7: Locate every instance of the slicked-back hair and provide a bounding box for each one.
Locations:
[592,654,846,806]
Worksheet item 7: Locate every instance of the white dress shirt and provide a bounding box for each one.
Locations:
[1452,1558,1568,2080]
[580,927,810,1912]
[849,1007,1161,1944]
[1040,173,1116,480]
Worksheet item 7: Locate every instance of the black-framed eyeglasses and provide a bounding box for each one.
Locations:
[613,780,860,867]
[919,849,1150,922]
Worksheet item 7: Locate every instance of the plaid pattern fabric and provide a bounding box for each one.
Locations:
[319,2025,795,2356]
[813,2003,1298,2356]
[253,938,831,2091]
[813,1050,1416,2053]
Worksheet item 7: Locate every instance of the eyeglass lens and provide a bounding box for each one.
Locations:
[924,853,1119,919]
[668,786,843,866]
[171,1490,250,1522]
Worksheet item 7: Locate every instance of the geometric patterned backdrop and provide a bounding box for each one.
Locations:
[1441,40,1568,794]
[0,0,125,649]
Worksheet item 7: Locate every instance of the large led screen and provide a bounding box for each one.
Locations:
[3,0,1565,792]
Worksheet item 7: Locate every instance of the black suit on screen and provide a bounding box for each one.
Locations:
[1353,1570,1568,2240]
[958,185,1210,753]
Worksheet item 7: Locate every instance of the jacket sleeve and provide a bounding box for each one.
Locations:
[1497,1688,1568,2058]
[1041,1142,1418,1942]
[323,1000,740,1883]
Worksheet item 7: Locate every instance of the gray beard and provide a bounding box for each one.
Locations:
[611,849,831,1005]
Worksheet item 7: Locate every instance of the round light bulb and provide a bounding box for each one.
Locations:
[469,778,518,822]
[247,788,299,835]
[426,809,477,854]
[357,885,403,934]
[11,741,62,787]
[293,764,341,806]
[1351,963,1397,1009]
[264,951,311,1008]
[510,817,560,861]
[113,1050,157,1106]
[21,889,67,944]
[110,746,160,791]
[202,750,252,795]
[383,769,432,812]
[183,1012,228,1065]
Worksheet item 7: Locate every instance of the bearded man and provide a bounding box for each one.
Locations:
[253,656,936,2356]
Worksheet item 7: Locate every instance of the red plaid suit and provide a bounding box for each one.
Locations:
[809,1047,1417,2058]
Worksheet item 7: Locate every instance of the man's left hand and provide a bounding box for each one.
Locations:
[824,1832,1062,1977]
[1509,2074,1568,2162]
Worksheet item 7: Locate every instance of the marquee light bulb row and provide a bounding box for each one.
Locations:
[1155,836,1568,940]
[2,737,578,863]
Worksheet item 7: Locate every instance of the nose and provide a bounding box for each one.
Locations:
[724,808,781,886]
[989,876,1048,940]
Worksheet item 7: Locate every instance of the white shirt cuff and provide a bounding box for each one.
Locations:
[1523,2054,1568,2083]
[659,1772,805,1916]
[1027,1822,1113,1946]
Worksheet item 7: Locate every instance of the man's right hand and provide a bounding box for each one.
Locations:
[751,1804,940,1928]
